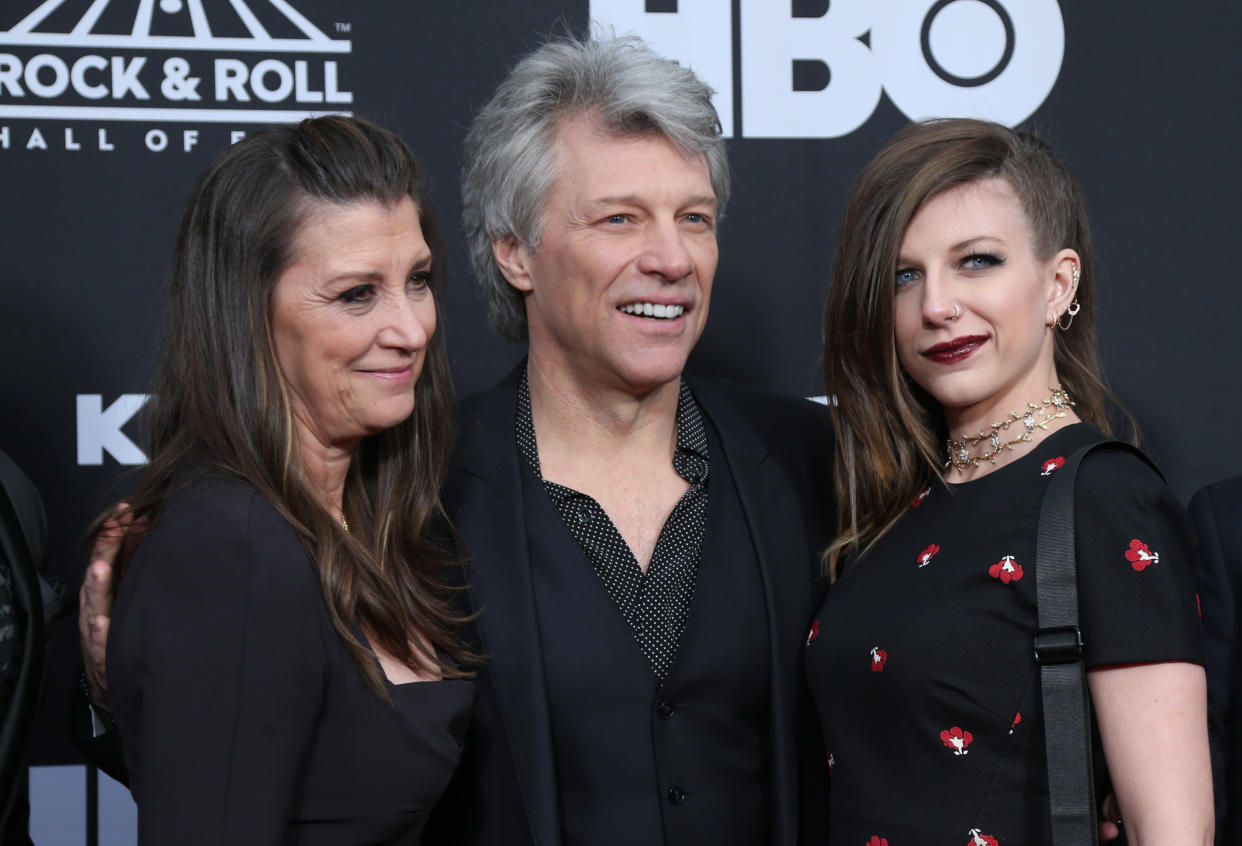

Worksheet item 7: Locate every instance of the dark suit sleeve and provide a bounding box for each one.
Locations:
[108,486,328,844]
[1189,481,1240,842]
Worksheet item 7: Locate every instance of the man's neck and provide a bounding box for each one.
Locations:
[526,353,681,487]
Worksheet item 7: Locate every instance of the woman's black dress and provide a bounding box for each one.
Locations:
[109,473,472,845]
[805,424,1203,845]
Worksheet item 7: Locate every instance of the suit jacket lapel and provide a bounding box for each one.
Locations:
[447,368,563,846]
[693,382,809,846]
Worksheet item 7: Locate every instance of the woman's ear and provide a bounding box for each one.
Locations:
[1046,249,1081,327]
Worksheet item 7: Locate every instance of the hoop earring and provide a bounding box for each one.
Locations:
[1056,300,1081,331]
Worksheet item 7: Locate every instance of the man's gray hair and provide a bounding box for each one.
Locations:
[461,32,731,342]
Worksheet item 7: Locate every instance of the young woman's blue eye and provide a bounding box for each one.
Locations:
[962,253,1003,270]
[895,268,919,287]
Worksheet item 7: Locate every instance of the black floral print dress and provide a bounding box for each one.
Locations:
[805,423,1203,845]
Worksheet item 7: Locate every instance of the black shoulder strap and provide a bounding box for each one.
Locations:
[0,477,47,830]
[1035,439,1158,845]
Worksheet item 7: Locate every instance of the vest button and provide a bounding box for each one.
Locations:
[657,701,675,719]
[667,786,687,805]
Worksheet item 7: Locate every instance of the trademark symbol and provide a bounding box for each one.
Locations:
[335,22,351,33]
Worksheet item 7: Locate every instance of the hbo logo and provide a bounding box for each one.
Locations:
[591,0,1064,138]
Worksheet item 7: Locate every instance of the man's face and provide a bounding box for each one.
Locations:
[498,114,719,395]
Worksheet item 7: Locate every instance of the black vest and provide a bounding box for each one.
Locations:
[523,422,771,846]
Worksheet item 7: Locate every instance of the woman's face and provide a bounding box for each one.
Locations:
[270,196,436,452]
[892,177,1077,427]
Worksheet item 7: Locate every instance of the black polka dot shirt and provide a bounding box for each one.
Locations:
[516,371,709,681]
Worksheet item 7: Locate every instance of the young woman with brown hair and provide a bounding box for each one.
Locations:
[807,118,1212,845]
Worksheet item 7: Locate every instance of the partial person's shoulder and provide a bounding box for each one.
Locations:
[1072,435,1168,508]
[689,377,831,441]
[141,471,308,581]
[1190,474,1242,513]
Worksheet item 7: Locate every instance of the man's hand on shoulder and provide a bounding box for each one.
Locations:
[78,504,131,708]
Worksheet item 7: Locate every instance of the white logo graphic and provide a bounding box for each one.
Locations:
[1,0,352,126]
[591,0,1063,138]
[77,394,149,465]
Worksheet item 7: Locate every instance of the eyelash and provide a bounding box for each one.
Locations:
[894,253,1004,287]
[337,271,433,305]
[961,252,1003,270]
[602,213,713,227]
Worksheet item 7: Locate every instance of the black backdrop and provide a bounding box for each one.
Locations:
[2,1,1240,840]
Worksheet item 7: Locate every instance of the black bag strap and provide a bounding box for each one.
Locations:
[0,475,47,830]
[1035,439,1159,845]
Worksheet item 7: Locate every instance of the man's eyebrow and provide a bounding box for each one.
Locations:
[588,194,718,209]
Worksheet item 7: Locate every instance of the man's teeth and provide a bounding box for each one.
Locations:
[618,303,685,319]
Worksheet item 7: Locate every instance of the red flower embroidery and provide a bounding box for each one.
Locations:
[912,486,931,508]
[917,543,940,567]
[806,620,820,646]
[968,830,999,846]
[988,554,1024,584]
[1040,456,1065,476]
[940,726,973,756]
[1124,538,1159,571]
[870,647,888,672]
[866,838,889,846]
[1009,712,1021,734]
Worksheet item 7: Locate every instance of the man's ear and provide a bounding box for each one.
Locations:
[492,237,534,293]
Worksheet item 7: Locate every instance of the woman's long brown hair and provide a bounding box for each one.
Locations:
[822,118,1131,578]
[88,116,474,692]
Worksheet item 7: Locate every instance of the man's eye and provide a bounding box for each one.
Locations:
[684,213,711,226]
[605,214,629,225]
[339,285,374,304]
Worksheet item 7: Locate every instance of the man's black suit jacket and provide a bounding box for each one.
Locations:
[425,367,834,846]
[1189,477,1242,846]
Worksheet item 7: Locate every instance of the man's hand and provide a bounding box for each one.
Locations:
[78,504,130,708]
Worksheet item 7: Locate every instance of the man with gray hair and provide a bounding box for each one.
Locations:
[426,33,832,846]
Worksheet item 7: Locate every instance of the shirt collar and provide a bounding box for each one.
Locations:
[516,370,709,485]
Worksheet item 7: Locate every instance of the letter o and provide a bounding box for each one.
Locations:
[249,59,293,103]
[24,54,69,98]
[145,128,168,151]
[871,0,1064,126]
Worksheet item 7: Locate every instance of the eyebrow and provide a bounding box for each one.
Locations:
[327,253,433,285]
[949,235,1006,252]
[590,194,718,210]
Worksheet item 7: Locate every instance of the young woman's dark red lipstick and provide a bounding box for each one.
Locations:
[921,335,988,364]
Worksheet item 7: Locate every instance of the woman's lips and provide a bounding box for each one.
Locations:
[359,366,414,385]
[921,335,988,364]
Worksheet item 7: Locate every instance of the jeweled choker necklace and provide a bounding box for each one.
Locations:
[945,386,1073,471]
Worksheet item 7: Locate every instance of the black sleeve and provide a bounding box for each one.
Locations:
[108,485,328,844]
[69,670,130,784]
[1074,448,1205,669]
[1188,479,1242,842]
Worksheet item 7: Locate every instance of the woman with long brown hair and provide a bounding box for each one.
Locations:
[91,116,473,844]
[807,119,1212,844]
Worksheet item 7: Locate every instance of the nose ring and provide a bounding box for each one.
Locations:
[948,305,960,321]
